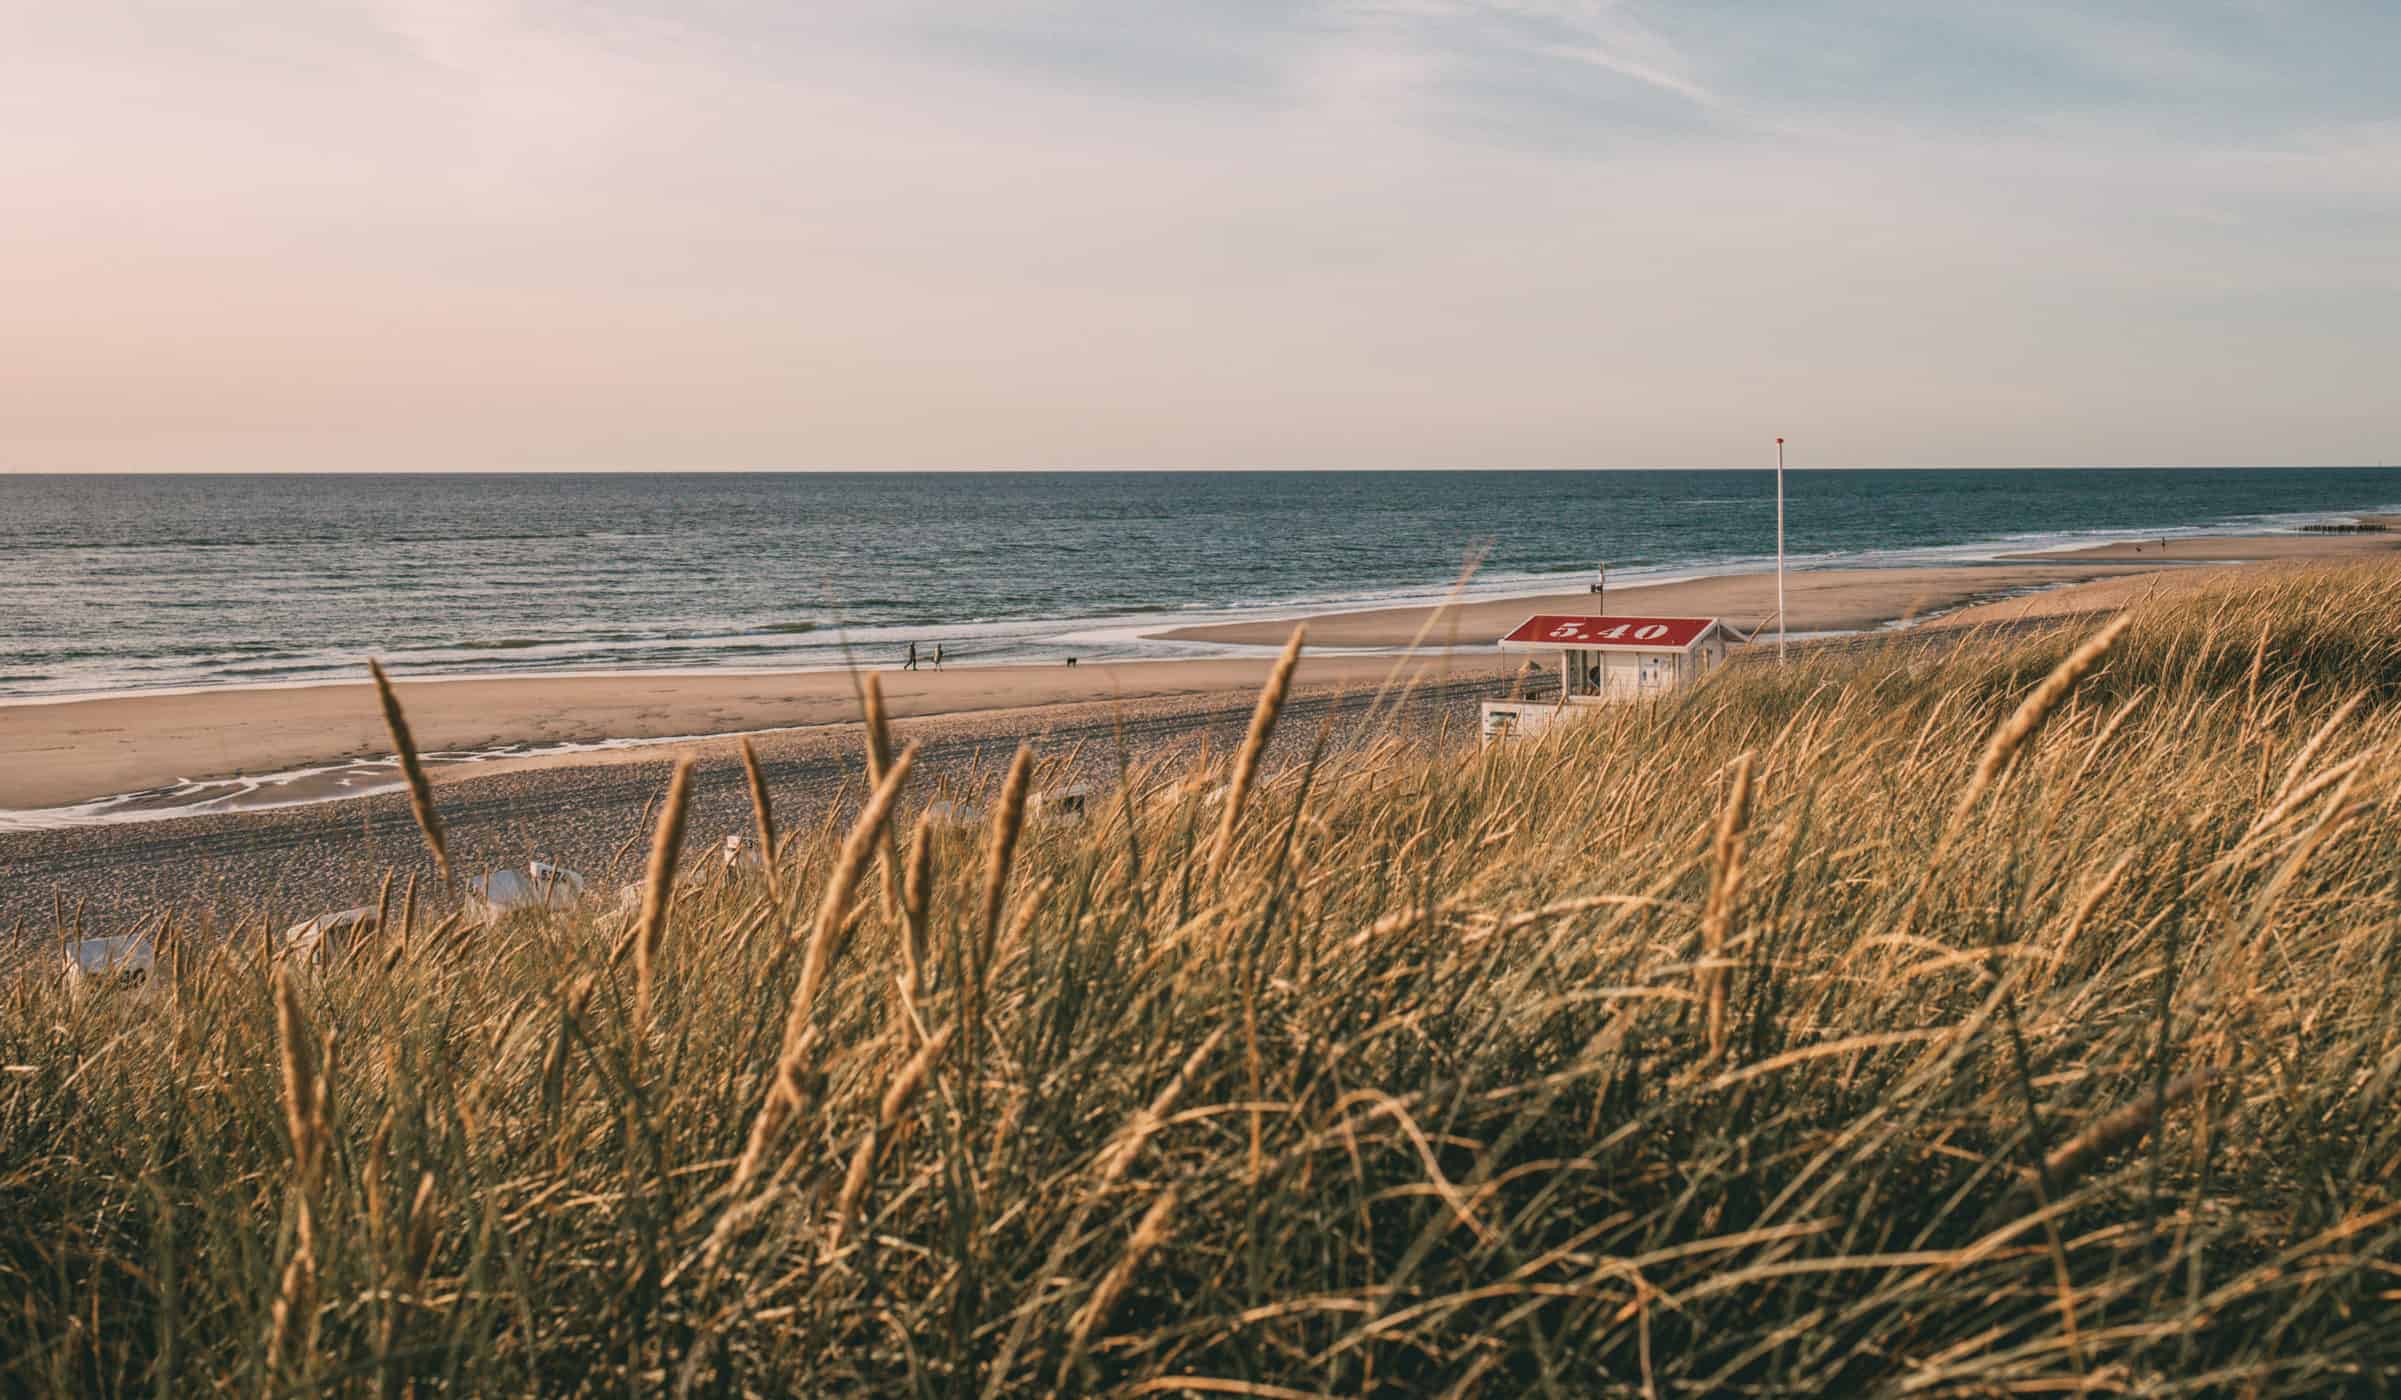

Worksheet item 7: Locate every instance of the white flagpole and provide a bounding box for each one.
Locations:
[1775,437,1787,665]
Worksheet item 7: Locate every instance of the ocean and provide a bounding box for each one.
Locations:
[6,467,2399,702]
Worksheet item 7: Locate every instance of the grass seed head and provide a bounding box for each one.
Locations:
[368,658,451,883]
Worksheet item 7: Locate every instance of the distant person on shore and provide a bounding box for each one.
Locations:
[904,641,919,671]
[934,643,945,670]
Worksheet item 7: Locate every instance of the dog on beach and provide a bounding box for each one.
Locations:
[1065,656,1079,667]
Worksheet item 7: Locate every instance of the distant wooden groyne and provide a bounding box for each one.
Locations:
[2300,522,2390,534]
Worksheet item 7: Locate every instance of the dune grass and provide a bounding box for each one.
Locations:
[7,561,2401,1394]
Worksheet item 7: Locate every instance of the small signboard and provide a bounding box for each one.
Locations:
[1480,701,1558,744]
[1500,615,1718,651]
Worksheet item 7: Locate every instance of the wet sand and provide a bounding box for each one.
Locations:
[1995,520,2401,563]
[1,653,1503,811]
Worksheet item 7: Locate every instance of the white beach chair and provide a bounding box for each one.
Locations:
[468,868,538,923]
[528,861,589,903]
[278,907,378,963]
[468,865,588,926]
[63,933,156,985]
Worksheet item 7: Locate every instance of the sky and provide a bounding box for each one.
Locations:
[2,1,2396,472]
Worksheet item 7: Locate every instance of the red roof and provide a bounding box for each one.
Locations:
[1499,615,1720,651]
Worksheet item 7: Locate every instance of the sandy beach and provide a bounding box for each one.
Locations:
[0,653,1508,812]
[8,524,2398,816]
[1155,524,2401,651]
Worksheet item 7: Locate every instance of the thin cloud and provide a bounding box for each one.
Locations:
[1533,39,1718,107]
[1328,0,1720,113]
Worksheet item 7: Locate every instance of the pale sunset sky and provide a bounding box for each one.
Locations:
[3,2,2395,471]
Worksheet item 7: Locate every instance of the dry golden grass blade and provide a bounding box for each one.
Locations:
[404,1171,440,1286]
[267,1241,316,1377]
[631,757,696,1038]
[2243,616,2271,712]
[1208,626,1305,888]
[901,812,935,1001]
[964,745,1036,1077]
[831,1023,954,1247]
[369,868,395,950]
[268,966,324,1374]
[2046,851,2135,968]
[1059,1182,1183,1387]
[979,744,1036,968]
[368,658,450,884]
[800,747,919,1018]
[1952,613,2134,826]
[2266,690,2367,810]
[1698,750,1757,1063]
[2020,1068,2218,1203]
[738,738,780,901]
[730,743,918,1195]
[992,875,1057,975]
[1102,1024,1227,1186]
[2227,750,2372,866]
[273,968,321,1187]
[862,674,904,922]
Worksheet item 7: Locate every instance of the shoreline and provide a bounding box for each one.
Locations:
[6,524,2399,822]
[13,501,2397,706]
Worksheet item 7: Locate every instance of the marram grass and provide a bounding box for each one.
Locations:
[8,561,2401,1394]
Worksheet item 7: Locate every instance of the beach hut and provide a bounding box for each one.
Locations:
[1480,614,1738,744]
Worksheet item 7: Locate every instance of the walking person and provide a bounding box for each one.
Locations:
[905,641,919,671]
[933,643,945,670]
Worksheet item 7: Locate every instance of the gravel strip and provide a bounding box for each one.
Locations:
[2,670,1531,941]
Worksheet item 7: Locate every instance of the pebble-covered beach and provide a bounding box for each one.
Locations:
[2,672,1525,945]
